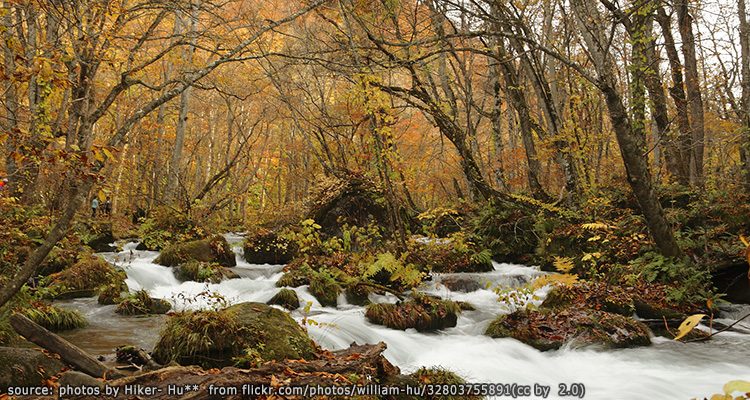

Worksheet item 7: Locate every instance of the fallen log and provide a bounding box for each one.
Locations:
[66,342,398,400]
[10,313,125,379]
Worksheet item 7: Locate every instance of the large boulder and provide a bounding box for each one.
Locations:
[243,229,296,264]
[365,293,460,332]
[0,347,66,391]
[155,235,236,268]
[152,302,316,369]
[485,307,651,351]
[305,171,388,237]
[44,255,126,299]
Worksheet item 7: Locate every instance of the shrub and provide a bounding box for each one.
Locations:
[21,302,87,331]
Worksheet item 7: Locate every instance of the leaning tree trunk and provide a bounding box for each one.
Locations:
[739,0,750,191]
[571,0,682,258]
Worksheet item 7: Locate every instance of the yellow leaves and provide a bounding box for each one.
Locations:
[97,190,107,202]
[673,314,706,341]
[531,273,578,290]
[581,252,602,262]
[581,222,611,231]
[553,256,574,273]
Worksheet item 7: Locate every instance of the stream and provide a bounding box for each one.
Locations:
[56,236,750,399]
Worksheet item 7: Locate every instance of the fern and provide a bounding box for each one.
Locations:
[581,222,611,231]
[552,256,575,273]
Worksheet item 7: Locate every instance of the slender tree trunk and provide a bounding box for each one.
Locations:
[571,0,682,258]
[656,7,693,186]
[676,0,705,185]
[739,0,750,191]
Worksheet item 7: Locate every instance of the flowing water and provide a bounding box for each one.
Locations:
[56,237,750,400]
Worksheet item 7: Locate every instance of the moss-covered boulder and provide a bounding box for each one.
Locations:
[243,229,297,264]
[276,269,311,288]
[267,289,300,310]
[365,293,460,331]
[45,255,126,299]
[20,303,87,332]
[37,244,86,276]
[152,302,316,368]
[309,270,341,307]
[97,280,129,305]
[116,290,172,315]
[485,307,651,351]
[175,261,239,283]
[345,282,373,306]
[155,235,235,268]
[305,172,389,237]
[0,347,67,391]
[406,237,493,273]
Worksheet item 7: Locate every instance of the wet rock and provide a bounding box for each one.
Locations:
[345,282,373,306]
[175,261,239,283]
[116,290,172,315]
[485,307,651,351]
[155,235,235,268]
[309,270,341,307]
[243,229,297,264]
[97,281,129,305]
[0,347,66,391]
[542,282,635,316]
[152,302,316,369]
[365,293,460,332]
[267,288,300,310]
[633,299,685,320]
[276,269,310,288]
[440,276,482,293]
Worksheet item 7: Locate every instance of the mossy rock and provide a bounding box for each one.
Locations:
[175,261,239,283]
[38,245,85,276]
[267,289,300,310]
[243,229,297,264]
[116,290,172,315]
[440,276,482,293]
[309,270,341,307]
[409,367,481,400]
[0,347,67,391]
[152,302,316,369]
[20,303,87,332]
[345,282,373,306]
[406,239,493,273]
[155,235,236,268]
[276,266,311,288]
[97,281,129,305]
[485,307,651,351]
[45,255,126,299]
[632,299,685,320]
[365,293,460,332]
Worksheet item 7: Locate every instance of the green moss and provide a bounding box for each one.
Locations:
[116,290,172,315]
[152,302,316,369]
[276,269,311,287]
[175,261,238,283]
[365,293,460,331]
[155,235,235,267]
[97,281,128,305]
[21,302,87,332]
[267,289,300,310]
[44,256,125,299]
[309,269,341,307]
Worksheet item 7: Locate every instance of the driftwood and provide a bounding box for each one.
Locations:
[67,342,398,400]
[10,313,125,379]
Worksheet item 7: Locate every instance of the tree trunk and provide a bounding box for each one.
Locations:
[571,0,682,258]
[739,0,750,191]
[676,0,705,185]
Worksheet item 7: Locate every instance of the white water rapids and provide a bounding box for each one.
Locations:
[56,236,750,400]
